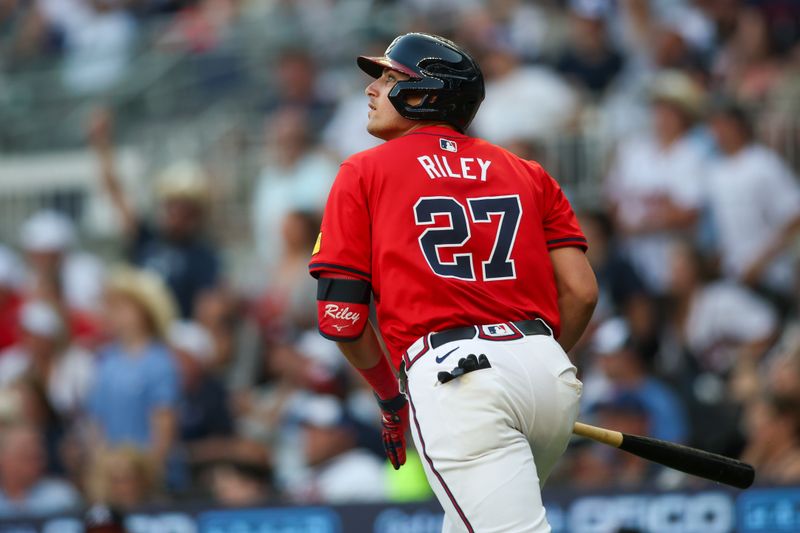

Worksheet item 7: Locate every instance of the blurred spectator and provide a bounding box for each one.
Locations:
[591,392,659,487]
[742,393,800,484]
[251,109,335,267]
[471,44,579,145]
[664,240,778,377]
[38,0,137,94]
[768,340,800,402]
[0,300,95,420]
[584,317,688,444]
[261,48,334,133]
[555,0,624,98]
[706,103,800,298]
[20,210,106,315]
[158,0,240,53]
[578,210,655,346]
[605,71,706,294]
[27,268,103,349]
[0,423,81,517]
[322,89,382,160]
[83,504,128,533]
[192,286,264,397]
[0,0,59,70]
[290,395,386,504]
[2,378,67,476]
[168,320,233,443]
[714,6,785,104]
[85,446,160,511]
[0,246,24,352]
[88,109,222,318]
[206,459,271,507]
[87,267,178,463]
[254,211,320,338]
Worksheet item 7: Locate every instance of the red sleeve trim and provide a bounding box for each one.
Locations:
[309,262,371,280]
[546,237,588,251]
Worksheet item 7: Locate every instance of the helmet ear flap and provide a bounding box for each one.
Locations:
[389,77,451,124]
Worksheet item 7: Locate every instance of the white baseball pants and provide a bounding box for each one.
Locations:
[403,329,582,533]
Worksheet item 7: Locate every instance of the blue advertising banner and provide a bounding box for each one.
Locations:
[1,486,798,533]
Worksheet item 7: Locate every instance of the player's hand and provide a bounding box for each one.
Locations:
[376,393,409,470]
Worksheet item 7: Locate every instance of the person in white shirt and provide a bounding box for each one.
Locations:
[666,240,778,376]
[20,210,106,315]
[289,395,386,504]
[0,300,95,419]
[251,107,337,268]
[470,43,580,146]
[706,103,800,295]
[605,71,707,294]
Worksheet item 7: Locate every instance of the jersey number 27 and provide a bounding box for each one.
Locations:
[414,195,522,281]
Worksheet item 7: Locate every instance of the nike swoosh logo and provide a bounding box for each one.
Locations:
[435,347,459,364]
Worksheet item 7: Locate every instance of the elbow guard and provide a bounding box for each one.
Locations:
[316,276,371,342]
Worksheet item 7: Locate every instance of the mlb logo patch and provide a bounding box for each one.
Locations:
[478,323,523,341]
[440,138,458,152]
[482,324,511,337]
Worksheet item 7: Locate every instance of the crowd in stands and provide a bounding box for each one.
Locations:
[1,0,800,520]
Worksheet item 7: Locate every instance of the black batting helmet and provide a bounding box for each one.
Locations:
[357,33,485,133]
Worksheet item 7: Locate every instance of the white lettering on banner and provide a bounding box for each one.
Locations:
[568,493,733,533]
[416,156,492,181]
[324,304,361,325]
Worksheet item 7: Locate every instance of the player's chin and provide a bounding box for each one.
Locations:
[366,119,390,140]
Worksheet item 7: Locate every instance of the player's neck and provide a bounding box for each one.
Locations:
[400,122,456,137]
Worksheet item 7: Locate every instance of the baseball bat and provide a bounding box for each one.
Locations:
[572,422,755,489]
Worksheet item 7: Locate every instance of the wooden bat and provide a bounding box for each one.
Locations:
[572,422,755,489]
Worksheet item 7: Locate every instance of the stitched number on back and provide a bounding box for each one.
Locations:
[468,196,521,280]
[414,195,522,281]
[414,197,475,280]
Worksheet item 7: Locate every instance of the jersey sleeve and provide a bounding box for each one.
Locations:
[539,168,587,251]
[308,162,372,282]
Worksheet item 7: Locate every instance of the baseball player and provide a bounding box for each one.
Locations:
[309,33,597,532]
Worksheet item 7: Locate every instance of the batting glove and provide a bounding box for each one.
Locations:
[376,392,409,470]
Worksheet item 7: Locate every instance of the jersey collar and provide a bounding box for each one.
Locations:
[403,125,468,139]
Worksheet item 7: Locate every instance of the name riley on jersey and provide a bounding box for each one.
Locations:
[417,154,492,181]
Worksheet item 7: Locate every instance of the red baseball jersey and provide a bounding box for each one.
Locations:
[309,125,587,367]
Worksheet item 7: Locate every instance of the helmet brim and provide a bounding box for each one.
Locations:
[357,56,419,80]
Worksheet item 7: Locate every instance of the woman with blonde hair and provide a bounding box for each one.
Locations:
[85,267,179,466]
[85,446,160,511]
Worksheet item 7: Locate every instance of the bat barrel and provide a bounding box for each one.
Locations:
[619,434,755,489]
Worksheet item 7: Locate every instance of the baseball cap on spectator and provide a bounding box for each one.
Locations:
[155,161,210,205]
[569,0,610,19]
[168,320,214,364]
[19,210,76,253]
[20,300,64,339]
[591,317,631,356]
[660,7,714,52]
[105,266,177,339]
[291,394,355,429]
[294,330,344,371]
[650,70,706,121]
[591,390,648,417]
